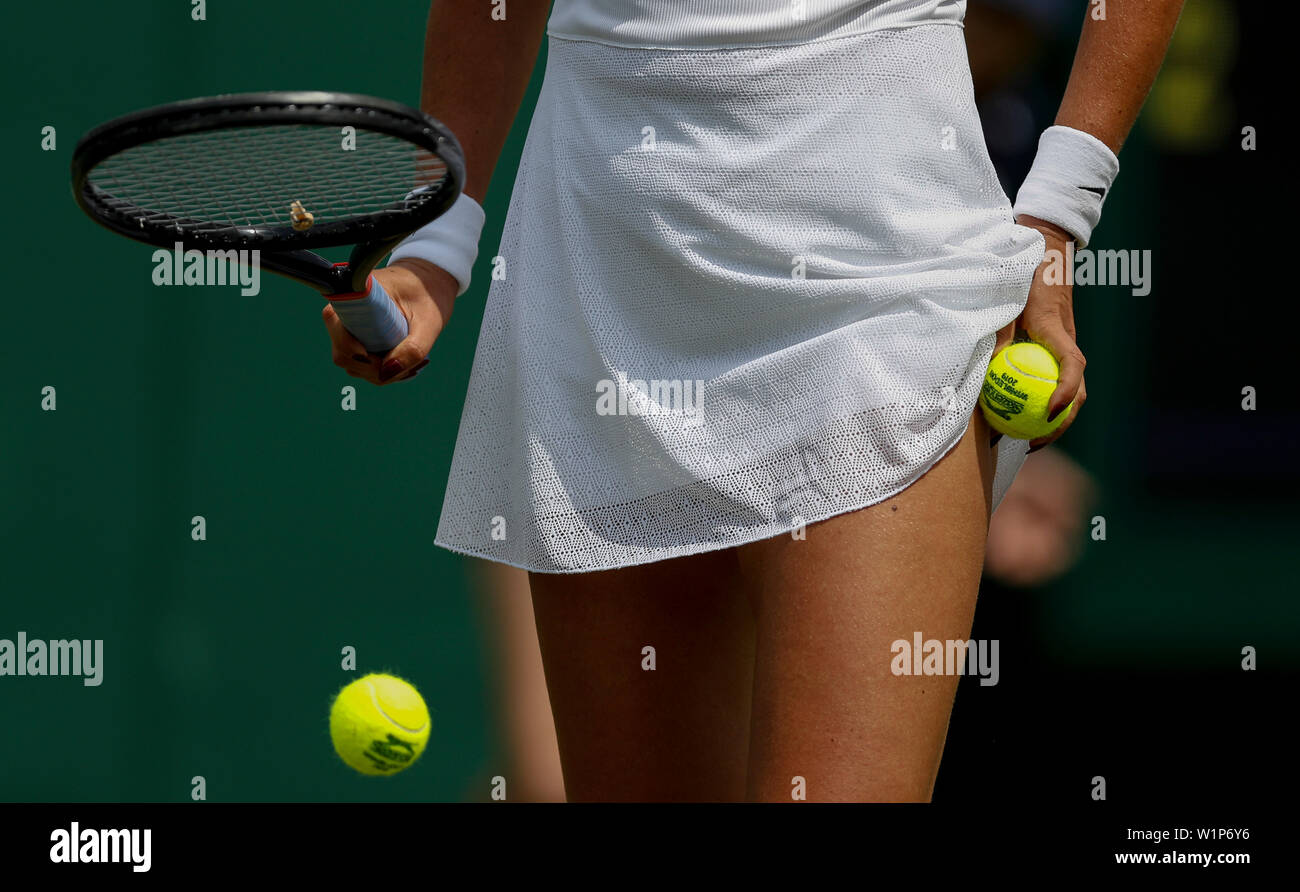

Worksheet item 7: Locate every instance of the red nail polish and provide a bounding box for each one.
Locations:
[379,358,404,381]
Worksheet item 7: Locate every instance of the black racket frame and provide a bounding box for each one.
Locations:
[71,91,465,295]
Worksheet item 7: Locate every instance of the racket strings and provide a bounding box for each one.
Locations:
[86,124,448,233]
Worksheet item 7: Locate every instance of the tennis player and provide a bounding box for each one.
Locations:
[324,1,1183,801]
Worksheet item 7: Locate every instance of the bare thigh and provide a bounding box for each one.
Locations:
[738,409,997,801]
[528,547,755,801]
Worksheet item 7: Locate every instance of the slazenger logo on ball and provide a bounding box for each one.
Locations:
[980,375,1027,421]
[979,342,1073,440]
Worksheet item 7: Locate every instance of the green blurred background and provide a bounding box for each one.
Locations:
[1,0,546,802]
[1,0,1292,803]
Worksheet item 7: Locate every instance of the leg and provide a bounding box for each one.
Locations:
[739,409,997,801]
[472,560,565,802]
[529,548,755,801]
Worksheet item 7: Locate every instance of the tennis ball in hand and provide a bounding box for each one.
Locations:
[329,673,430,776]
[979,342,1074,440]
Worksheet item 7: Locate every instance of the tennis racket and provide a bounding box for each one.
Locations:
[70,91,464,354]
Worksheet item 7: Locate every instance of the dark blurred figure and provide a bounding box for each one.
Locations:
[967,0,1075,192]
[968,0,1096,590]
[945,2,1281,813]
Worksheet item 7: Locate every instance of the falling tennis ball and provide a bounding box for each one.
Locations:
[329,673,430,776]
[979,342,1074,440]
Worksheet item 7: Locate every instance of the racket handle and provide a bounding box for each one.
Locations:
[328,276,409,354]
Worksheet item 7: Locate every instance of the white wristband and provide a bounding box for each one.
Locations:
[1013,125,1119,248]
[387,193,486,297]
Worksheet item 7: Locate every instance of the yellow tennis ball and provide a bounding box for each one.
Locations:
[329,673,430,776]
[979,342,1073,440]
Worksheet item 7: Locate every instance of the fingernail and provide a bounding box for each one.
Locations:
[398,359,430,382]
[351,353,368,363]
[379,358,404,381]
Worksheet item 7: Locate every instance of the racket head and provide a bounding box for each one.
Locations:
[70,91,464,255]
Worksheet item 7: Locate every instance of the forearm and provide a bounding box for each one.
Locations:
[1055,0,1185,153]
[419,1,551,202]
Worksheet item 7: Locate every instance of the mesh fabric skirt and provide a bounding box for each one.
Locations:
[436,24,1044,573]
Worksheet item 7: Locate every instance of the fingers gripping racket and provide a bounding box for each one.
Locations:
[71,91,465,354]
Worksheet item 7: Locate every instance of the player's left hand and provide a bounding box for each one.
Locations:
[1003,215,1088,451]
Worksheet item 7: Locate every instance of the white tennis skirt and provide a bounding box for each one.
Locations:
[436,23,1043,573]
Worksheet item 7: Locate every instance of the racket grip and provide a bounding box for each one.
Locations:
[328,276,409,354]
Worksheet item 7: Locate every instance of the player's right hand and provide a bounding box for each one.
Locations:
[322,258,458,386]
